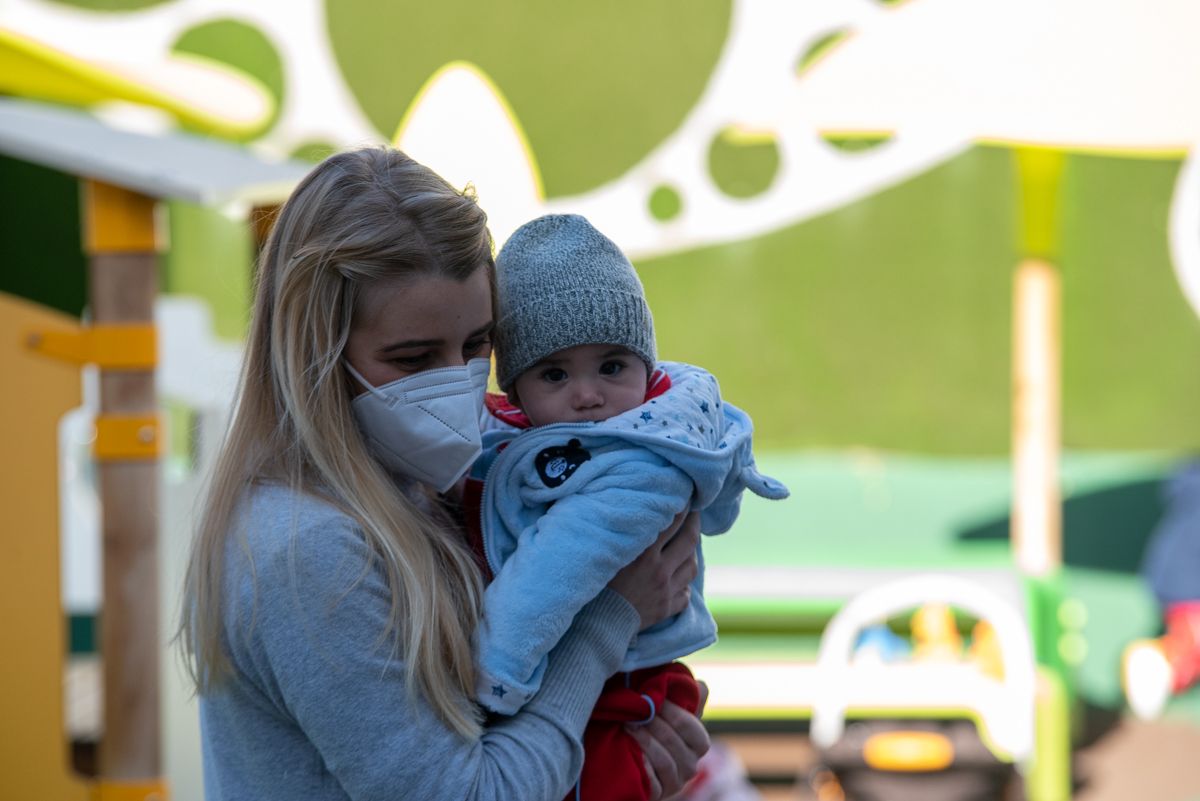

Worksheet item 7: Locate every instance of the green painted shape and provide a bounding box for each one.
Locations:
[290,140,339,164]
[640,146,1200,453]
[709,127,780,199]
[1059,154,1200,449]
[649,184,683,222]
[67,613,95,654]
[823,134,892,153]
[796,29,848,76]
[0,155,86,317]
[163,200,254,341]
[172,19,285,140]
[326,0,730,197]
[41,0,170,10]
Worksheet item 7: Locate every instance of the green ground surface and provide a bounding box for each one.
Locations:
[701,449,1200,723]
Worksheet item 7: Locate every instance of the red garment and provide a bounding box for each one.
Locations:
[567,663,702,801]
[1164,601,1200,692]
[460,476,492,583]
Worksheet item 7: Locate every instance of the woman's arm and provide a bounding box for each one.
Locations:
[206,490,697,801]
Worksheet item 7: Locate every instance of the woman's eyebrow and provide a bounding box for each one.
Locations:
[379,337,441,353]
[378,322,493,353]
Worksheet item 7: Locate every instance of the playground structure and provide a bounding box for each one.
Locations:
[2,3,1199,799]
[0,96,306,801]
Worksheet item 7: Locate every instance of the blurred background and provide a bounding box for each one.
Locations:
[2,0,1199,799]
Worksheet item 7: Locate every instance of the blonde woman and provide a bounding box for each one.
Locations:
[178,147,708,800]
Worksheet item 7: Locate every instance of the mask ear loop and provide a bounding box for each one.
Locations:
[342,360,387,400]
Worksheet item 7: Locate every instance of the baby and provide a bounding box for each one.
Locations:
[465,214,788,801]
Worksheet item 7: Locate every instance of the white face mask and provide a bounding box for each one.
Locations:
[345,358,491,493]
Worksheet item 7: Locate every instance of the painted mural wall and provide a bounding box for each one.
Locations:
[4,0,1198,456]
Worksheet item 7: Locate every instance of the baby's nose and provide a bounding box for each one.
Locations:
[572,383,604,408]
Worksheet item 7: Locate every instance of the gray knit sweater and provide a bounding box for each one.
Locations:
[198,482,639,800]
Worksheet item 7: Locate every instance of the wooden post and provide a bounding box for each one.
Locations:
[83,180,162,780]
[1011,259,1061,576]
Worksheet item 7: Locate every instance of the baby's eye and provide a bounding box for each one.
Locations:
[541,367,568,383]
[599,360,625,376]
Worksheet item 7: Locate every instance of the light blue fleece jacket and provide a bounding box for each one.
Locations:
[475,361,789,714]
[197,482,640,801]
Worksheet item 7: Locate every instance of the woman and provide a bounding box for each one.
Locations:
[178,147,708,800]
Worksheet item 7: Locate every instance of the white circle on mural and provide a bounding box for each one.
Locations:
[1170,147,1200,321]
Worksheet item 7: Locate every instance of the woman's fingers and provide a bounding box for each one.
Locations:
[626,698,710,799]
[608,511,701,628]
[657,699,710,762]
[641,753,664,801]
[627,719,685,798]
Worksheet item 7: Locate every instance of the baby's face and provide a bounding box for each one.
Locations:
[512,344,649,427]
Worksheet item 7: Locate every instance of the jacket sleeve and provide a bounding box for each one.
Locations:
[210,501,641,801]
[475,450,694,713]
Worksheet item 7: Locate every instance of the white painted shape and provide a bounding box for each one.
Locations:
[394,63,543,249]
[1169,145,1200,320]
[59,368,100,614]
[4,0,974,260]
[157,296,243,409]
[547,0,970,258]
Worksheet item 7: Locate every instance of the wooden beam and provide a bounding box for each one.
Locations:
[84,180,161,781]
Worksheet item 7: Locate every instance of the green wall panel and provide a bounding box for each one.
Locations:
[0,155,86,318]
[640,147,1200,454]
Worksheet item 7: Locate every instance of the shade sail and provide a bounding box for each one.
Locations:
[0,97,310,206]
[793,0,1200,155]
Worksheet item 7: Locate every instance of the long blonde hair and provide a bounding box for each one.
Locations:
[178,147,493,737]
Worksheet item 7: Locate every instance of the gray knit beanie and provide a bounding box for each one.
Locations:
[494,214,656,391]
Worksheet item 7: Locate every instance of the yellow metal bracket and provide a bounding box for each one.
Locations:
[95,414,162,461]
[91,779,169,801]
[25,323,157,369]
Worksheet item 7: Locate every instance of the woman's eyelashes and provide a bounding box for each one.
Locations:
[387,338,491,371]
[389,353,429,370]
[463,337,492,358]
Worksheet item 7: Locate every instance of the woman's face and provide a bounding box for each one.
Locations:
[344,266,494,390]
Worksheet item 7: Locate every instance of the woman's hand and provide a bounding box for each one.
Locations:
[626,686,711,800]
[608,512,701,629]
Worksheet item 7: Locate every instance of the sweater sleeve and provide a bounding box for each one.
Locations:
[207,488,640,801]
[475,453,694,713]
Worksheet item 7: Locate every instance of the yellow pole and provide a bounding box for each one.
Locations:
[1011,148,1064,578]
